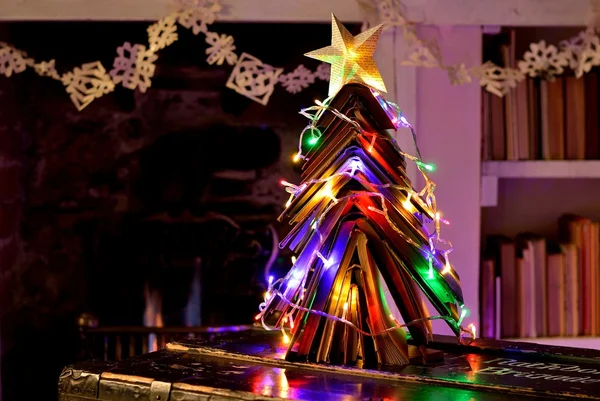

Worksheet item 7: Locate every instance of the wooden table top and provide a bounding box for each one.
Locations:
[59,329,600,401]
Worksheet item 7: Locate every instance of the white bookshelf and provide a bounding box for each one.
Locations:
[483,161,600,179]
[481,161,600,207]
[508,337,600,350]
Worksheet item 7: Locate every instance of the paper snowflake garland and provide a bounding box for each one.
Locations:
[177,0,221,35]
[560,31,590,70]
[61,62,115,111]
[314,63,331,81]
[559,29,600,78]
[518,40,569,79]
[147,15,179,52]
[33,60,61,80]
[226,52,283,105]
[279,65,316,94]
[575,34,600,77]
[1,0,599,109]
[403,44,441,68]
[446,63,471,86]
[0,43,30,77]
[110,42,158,93]
[205,32,237,66]
[471,62,524,97]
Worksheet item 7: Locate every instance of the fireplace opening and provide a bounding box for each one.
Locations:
[0,20,362,401]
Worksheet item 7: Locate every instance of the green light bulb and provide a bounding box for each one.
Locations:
[308,136,318,145]
[416,160,436,172]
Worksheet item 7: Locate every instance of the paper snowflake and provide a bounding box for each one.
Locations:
[446,63,471,86]
[471,62,524,97]
[61,62,115,111]
[147,14,179,52]
[575,34,600,77]
[560,31,590,70]
[0,43,30,77]
[279,65,316,94]
[314,63,331,81]
[177,0,221,35]
[402,42,442,68]
[205,32,237,65]
[225,52,283,105]
[517,40,569,79]
[110,42,158,93]
[373,0,410,28]
[33,59,60,80]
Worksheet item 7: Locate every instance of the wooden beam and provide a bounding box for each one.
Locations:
[0,0,364,22]
[0,0,592,26]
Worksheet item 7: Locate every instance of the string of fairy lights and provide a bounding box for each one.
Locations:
[256,88,476,346]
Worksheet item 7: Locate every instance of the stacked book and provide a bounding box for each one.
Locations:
[481,214,600,339]
[261,83,465,366]
[481,29,600,161]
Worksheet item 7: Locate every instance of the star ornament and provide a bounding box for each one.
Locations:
[305,14,386,96]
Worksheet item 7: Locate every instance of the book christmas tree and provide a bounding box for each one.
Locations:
[256,14,472,367]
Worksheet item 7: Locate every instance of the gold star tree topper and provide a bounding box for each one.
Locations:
[305,14,386,96]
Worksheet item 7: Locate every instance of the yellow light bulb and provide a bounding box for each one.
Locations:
[322,182,337,201]
[441,259,451,275]
[402,193,412,210]
[468,323,477,339]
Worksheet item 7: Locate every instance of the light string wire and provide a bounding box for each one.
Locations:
[295,93,453,270]
[258,91,474,344]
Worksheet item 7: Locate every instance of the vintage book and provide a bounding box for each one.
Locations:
[487,236,517,338]
[515,255,526,338]
[516,233,546,337]
[560,242,580,336]
[482,90,492,161]
[526,78,541,160]
[516,245,534,338]
[515,77,530,160]
[558,214,595,335]
[546,245,566,337]
[542,77,565,160]
[591,221,600,335]
[263,82,465,367]
[564,75,586,160]
[490,88,507,160]
[540,80,550,159]
[584,71,599,160]
[502,39,519,160]
[59,329,600,401]
[480,257,496,339]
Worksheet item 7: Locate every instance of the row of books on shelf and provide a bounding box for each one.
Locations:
[481,29,600,162]
[480,214,600,339]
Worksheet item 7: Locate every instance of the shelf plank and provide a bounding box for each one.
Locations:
[0,0,591,24]
[508,337,600,350]
[482,161,600,178]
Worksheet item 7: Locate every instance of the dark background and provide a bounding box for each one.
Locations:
[0,20,361,400]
